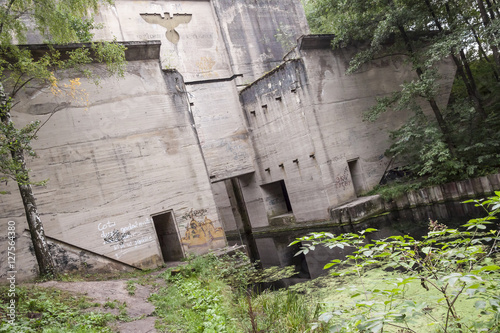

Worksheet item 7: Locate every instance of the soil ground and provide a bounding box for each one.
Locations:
[41,279,157,332]
[37,263,184,333]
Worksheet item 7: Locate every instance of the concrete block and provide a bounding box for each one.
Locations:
[479,176,493,194]
[407,191,418,207]
[383,199,397,211]
[329,208,343,224]
[428,185,444,203]
[470,177,484,196]
[394,194,410,210]
[269,214,296,226]
[441,182,460,201]
[457,179,475,198]
[339,208,352,224]
[417,189,431,205]
[487,174,500,191]
[348,196,384,223]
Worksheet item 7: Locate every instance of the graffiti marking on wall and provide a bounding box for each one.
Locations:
[334,166,352,190]
[181,216,225,248]
[98,221,116,232]
[96,218,155,259]
[137,33,163,40]
[184,33,214,40]
[180,208,208,221]
[113,235,154,259]
[103,229,131,245]
[327,153,346,164]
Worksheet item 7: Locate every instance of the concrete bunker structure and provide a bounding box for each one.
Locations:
[0,0,455,279]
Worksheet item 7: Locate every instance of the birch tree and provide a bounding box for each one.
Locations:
[0,0,126,277]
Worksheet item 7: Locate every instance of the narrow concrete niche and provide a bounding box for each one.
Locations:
[261,180,293,216]
[348,159,364,197]
[152,211,184,262]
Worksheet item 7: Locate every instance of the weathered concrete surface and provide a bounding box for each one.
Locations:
[93,1,233,81]
[329,195,385,224]
[186,80,255,181]
[91,0,262,181]
[212,0,309,85]
[237,35,456,229]
[240,60,331,225]
[0,43,225,280]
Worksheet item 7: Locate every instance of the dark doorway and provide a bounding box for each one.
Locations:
[348,158,364,197]
[261,179,293,217]
[152,211,184,262]
[280,180,293,212]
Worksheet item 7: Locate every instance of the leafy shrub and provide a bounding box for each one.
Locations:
[151,251,323,333]
[293,193,500,332]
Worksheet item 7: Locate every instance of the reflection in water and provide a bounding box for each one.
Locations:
[227,201,488,287]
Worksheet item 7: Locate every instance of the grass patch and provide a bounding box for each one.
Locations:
[149,253,323,333]
[0,286,115,332]
[365,181,423,201]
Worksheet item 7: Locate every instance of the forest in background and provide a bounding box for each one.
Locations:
[303,0,500,189]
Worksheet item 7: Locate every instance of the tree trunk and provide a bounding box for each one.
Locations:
[468,20,500,81]
[432,2,488,118]
[396,24,456,156]
[485,0,497,19]
[459,49,487,118]
[491,0,500,16]
[0,83,56,278]
[477,0,500,70]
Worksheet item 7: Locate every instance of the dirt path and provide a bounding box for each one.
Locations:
[40,275,165,332]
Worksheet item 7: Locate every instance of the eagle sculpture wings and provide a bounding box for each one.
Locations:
[140,12,192,44]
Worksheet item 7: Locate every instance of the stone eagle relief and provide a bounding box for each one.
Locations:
[140,12,192,44]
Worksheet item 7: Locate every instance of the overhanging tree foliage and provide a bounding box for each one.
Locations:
[0,0,126,277]
[304,0,500,184]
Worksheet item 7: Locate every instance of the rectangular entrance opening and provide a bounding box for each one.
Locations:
[261,179,293,217]
[152,211,184,262]
[348,159,364,197]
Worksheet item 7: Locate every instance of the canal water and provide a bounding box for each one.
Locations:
[227,200,489,287]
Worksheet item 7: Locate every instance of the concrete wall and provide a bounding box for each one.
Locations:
[240,60,331,224]
[91,1,256,181]
[93,0,232,80]
[92,0,308,83]
[90,0,309,181]
[212,0,309,85]
[296,37,455,199]
[186,80,255,181]
[0,43,226,280]
[239,36,456,228]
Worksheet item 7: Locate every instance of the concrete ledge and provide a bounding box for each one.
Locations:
[327,172,500,224]
[21,40,162,62]
[227,173,500,234]
[269,213,296,226]
[329,195,385,224]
